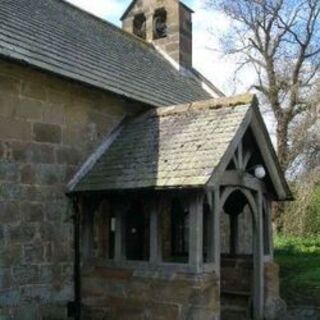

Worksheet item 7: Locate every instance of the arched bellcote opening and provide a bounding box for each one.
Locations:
[133,13,147,39]
[153,8,168,39]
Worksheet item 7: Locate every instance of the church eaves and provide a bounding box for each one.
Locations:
[0,0,219,107]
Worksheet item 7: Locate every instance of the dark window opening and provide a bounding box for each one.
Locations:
[153,8,167,39]
[133,13,146,39]
[125,200,149,261]
[93,200,115,259]
[108,212,116,259]
[163,198,189,263]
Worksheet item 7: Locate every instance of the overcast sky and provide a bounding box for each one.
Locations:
[65,0,255,96]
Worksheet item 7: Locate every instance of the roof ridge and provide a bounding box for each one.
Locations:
[190,67,225,97]
[156,93,255,117]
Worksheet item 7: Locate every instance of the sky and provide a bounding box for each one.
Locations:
[65,0,254,96]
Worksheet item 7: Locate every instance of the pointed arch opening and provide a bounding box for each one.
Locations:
[220,188,257,319]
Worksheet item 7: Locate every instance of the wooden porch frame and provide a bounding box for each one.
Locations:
[217,183,264,320]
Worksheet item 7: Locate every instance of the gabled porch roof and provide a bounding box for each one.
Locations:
[68,94,292,201]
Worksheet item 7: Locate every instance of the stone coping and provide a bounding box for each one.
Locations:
[83,258,218,275]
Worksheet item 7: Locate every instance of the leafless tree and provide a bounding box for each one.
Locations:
[282,167,320,236]
[291,92,320,173]
[208,0,320,173]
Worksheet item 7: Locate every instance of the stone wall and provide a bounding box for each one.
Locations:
[221,257,253,294]
[264,261,287,320]
[82,266,220,320]
[220,206,253,255]
[238,206,253,255]
[0,59,141,319]
[220,211,230,254]
[179,2,192,69]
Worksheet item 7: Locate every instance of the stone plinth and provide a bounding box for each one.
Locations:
[82,266,220,320]
[264,261,287,320]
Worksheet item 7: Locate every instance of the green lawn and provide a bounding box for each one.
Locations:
[274,236,320,306]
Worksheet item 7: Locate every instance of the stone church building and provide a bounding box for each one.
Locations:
[0,0,292,319]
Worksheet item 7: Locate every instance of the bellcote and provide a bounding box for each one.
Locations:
[121,0,193,70]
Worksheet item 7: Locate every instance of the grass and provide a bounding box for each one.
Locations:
[274,235,320,306]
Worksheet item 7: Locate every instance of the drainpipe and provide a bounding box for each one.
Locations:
[68,197,81,320]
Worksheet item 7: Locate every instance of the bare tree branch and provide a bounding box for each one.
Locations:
[209,0,320,172]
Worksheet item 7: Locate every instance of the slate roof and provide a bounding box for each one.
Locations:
[72,95,253,192]
[0,0,216,107]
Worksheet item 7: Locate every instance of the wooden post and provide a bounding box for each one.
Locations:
[206,190,214,263]
[207,187,221,270]
[73,197,81,320]
[213,187,221,274]
[238,141,243,169]
[189,193,203,273]
[114,204,125,261]
[150,197,161,264]
[253,191,264,320]
[265,198,274,259]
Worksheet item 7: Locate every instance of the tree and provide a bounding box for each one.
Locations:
[208,0,320,173]
[282,168,320,236]
[291,92,319,172]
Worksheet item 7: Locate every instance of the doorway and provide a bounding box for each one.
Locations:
[220,189,256,319]
[125,200,149,261]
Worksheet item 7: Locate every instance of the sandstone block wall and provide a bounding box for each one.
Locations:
[0,59,140,319]
[220,206,253,255]
[81,267,220,320]
[264,261,287,320]
[221,257,253,294]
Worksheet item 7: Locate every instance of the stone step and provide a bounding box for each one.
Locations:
[221,308,249,320]
[221,290,251,310]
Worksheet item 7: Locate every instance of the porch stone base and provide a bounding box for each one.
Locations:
[264,261,287,320]
[81,267,220,320]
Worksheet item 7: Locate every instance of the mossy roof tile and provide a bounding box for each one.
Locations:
[73,95,253,191]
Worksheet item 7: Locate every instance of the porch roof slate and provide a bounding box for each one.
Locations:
[71,94,253,192]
